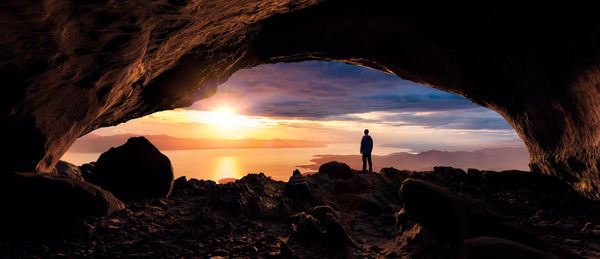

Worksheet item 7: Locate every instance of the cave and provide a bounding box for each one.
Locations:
[3,1,600,257]
[4,1,599,198]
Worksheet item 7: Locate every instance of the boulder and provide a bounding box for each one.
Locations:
[290,213,323,243]
[289,205,353,248]
[0,172,124,237]
[52,160,84,181]
[211,173,284,219]
[320,211,353,248]
[464,236,560,259]
[399,178,562,255]
[318,161,353,179]
[284,171,334,214]
[399,178,466,241]
[285,170,317,205]
[79,162,96,180]
[88,136,174,200]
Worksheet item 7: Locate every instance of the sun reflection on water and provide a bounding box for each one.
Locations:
[214,156,241,181]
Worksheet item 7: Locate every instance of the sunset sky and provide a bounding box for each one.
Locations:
[85,61,524,153]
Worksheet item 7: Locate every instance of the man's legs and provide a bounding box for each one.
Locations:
[362,153,367,171]
[367,153,372,171]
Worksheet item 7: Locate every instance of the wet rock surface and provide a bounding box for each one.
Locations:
[1,163,599,258]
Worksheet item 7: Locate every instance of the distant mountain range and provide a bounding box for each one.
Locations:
[297,147,530,172]
[67,134,327,153]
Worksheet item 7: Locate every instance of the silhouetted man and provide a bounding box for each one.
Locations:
[360,129,373,171]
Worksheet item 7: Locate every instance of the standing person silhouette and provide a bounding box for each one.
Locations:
[360,129,373,172]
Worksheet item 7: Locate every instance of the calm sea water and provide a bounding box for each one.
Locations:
[61,144,406,182]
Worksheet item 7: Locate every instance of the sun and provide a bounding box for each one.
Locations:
[148,105,269,139]
[200,106,261,138]
[210,106,241,128]
[213,106,236,115]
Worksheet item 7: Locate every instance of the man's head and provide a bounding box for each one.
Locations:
[364,129,369,135]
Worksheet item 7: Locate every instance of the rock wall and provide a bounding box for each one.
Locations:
[2,2,600,198]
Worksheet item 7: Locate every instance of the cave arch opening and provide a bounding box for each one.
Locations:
[2,1,594,199]
[61,61,529,182]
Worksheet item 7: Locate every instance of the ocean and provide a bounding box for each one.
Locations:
[61,144,406,182]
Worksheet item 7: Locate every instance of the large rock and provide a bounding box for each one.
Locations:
[51,160,84,181]
[88,136,174,200]
[288,205,354,257]
[398,178,575,257]
[0,172,124,237]
[318,161,353,179]
[285,169,318,207]
[399,178,466,241]
[210,173,285,219]
[4,2,600,199]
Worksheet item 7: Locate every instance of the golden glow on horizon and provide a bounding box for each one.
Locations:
[213,156,241,181]
[149,109,275,127]
[92,108,519,147]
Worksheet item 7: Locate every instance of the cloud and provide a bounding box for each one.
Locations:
[336,108,513,131]
[188,61,511,131]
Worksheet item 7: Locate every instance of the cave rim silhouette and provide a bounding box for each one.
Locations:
[3,1,600,199]
[66,59,529,180]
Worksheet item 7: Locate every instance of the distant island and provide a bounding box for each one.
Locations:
[298,147,530,172]
[68,134,327,153]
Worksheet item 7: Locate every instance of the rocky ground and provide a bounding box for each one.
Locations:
[1,162,600,258]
